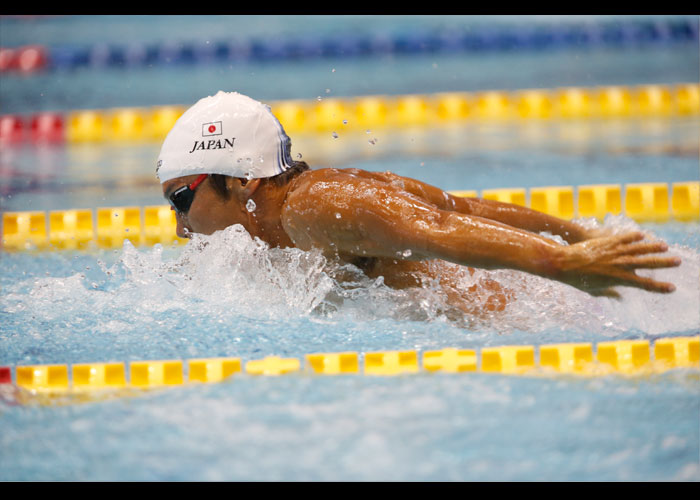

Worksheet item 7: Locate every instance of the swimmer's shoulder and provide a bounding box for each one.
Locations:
[287,167,363,194]
[290,167,400,190]
[281,167,382,233]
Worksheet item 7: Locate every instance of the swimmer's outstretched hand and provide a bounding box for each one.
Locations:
[553,231,681,297]
[577,225,663,244]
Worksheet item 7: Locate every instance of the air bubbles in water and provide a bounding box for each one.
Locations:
[246,199,257,213]
[332,132,339,139]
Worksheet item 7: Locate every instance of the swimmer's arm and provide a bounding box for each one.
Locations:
[450,196,595,244]
[283,177,679,295]
[382,173,594,244]
[283,172,551,273]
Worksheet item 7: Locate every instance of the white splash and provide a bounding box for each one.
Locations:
[2,217,698,338]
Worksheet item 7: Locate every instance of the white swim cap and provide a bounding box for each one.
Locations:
[156,91,293,183]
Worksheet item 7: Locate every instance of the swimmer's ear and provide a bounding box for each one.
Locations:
[242,178,261,196]
[229,177,262,201]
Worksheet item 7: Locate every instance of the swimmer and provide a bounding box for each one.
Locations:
[157,91,680,311]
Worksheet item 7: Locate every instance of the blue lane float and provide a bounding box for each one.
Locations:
[2,18,698,74]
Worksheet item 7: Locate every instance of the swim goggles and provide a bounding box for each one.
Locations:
[168,173,208,214]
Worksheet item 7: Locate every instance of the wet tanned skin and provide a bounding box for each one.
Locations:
[163,168,681,313]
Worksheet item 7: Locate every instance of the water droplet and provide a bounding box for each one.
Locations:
[245,172,253,181]
[335,212,342,219]
[296,153,303,159]
[325,88,331,94]
[342,119,348,125]
[316,96,323,101]
[332,132,339,139]
[402,249,412,258]
[368,138,377,145]
[365,129,371,134]
[331,68,336,73]
[246,199,257,213]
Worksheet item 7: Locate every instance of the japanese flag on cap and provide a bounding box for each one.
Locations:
[156,91,294,183]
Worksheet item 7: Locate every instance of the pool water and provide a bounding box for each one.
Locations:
[1,15,699,481]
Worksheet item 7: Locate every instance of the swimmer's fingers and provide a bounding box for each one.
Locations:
[594,235,679,269]
[561,233,661,271]
[613,239,670,257]
[590,265,677,294]
[560,263,676,295]
[621,274,677,294]
[613,231,646,244]
[608,254,682,270]
[573,232,645,260]
[555,233,677,295]
[606,238,681,271]
[575,275,675,295]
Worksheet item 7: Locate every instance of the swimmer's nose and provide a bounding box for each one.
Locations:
[176,225,192,239]
[174,213,192,238]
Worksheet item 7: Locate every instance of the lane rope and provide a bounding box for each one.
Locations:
[2,181,697,252]
[1,17,698,74]
[1,336,698,404]
[1,83,698,145]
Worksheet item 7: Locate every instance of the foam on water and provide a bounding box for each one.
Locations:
[2,215,698,349]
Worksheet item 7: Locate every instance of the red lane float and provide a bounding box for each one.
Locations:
[0,45,48,74]
[17,45,47,73]
[0,48,19,71]
[30,112,64,143]
[0,115,25,144]
[0,367,11,384]
[0,113,65,144]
